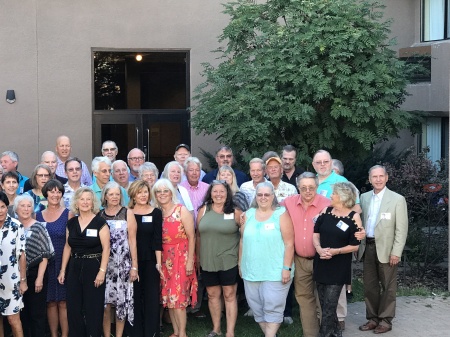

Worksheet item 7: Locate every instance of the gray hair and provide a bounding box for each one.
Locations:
[368,165,387,175]
[1,151,19,163]
[215,146,233,156]
[91,156,112,173]
[40,151,57,162]
[296,172,319,187]
[151,179,179,206]
[30,164,52,189]
[139,162,159,178]
[101,181,123,208]
[261,151,279,163]
[102,140,118,151]
[312,149,331,161]
[250,181,280,209]
[333,182,357,209]
[184,157,202,171]
[13,194,35,215]
[249,157,265,171]
[332,159,344,175]
[70,187,101,215]
[111,160,128,172]
[162,161,183,179]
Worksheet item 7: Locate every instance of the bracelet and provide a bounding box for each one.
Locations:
[282,266,292,271]
[155,264,161,270]
[20,277,27,282]
[99,268,106,273]
[131,267,138,272]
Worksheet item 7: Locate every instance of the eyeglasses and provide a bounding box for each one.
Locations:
[128,157,144,162]
[155,189,170,194]
[36,173,50,178]
[218,154,232,159]
[300,187,316,192]
[314,160,330,166]
[256,193,272,198]
[67,167,81,173]
[102,147,117,152]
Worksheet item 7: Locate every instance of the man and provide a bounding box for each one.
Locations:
[358,165,408,334]
[90,157,112,203]
[202,146,248,186]
[101,140,118,162]
[0,151,29,194]
[23,151,68,192]
[239,158,266,205]
[332,159,344,176]
[281,145,305,189]
[265,156,297,202]
[112,160,130,190]
[173,144,206,182]
[55,135,92,186]
[127,148,145,181]
[281,172,331,337]
[63,157,85,208]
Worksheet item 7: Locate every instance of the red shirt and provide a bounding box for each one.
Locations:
[282,194,330,257]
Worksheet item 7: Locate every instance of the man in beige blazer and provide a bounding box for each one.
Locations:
[358,165,408,334]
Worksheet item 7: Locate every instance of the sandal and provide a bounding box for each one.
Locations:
[206,332,222,337]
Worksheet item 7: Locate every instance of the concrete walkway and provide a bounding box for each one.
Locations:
[344,296,449,336]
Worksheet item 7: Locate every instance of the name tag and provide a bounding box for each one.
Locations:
[318,190,328,197]
[224,213,234,220]
[264,223,275,230]
[26,231,32,238]
[86,229,98,237]
[336,220,349,232]
[312,215,319,224]
[381,213,391,220]
[142,216,152,223]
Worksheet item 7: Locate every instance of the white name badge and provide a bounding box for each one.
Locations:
[264,223,275,230]
[336,220,349,232]
[224,213,234,220]
[26,231,32,238]
[142,216,153,223]
[319,190,328,197]
[86,229,98,237]
[312,215,319,224]
[381,213,391,220]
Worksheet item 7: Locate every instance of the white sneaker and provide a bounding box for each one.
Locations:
[244,308,254,317]
[283,316,294,325]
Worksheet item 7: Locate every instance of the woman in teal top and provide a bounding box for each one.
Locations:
[240,181,294,337]
[197,180,242,337]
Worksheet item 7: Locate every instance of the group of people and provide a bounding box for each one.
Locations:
[0,137,408,337]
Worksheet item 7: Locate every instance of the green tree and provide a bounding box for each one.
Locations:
[191,0,421,164]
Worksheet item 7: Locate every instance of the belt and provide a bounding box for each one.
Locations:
[71,252,102,259]
[296,254,314,260]
[366,237,376,245]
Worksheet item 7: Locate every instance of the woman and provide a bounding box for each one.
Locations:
[240,182,294,337]
[139,162,159,189]
[1,171,19,217]
[26,164,51,213]
[63,157,85,208]
[128,180,163,337]
[153,179,197,337]
[197,180,242,337]
[313,182,363,337]
[57,187,110,337]
[217,165,249,212]
[0,191,27,336]
[162,161,194,212]
[15,194,54,337]
[99,181,138,337]
[36,180,71,337]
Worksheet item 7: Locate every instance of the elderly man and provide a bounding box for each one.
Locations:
[23,151,68,192]
[281,172,330,337]
[0,151,29,194]
[202,146,248,186]
[173,144,206,182]
[127,148,145,181]
[101,140,118,162]
[281,145,305,189]
[239,158,266,205]
[55,135,92,186]
[266,156,297,202]
[63,158,85,208]
[332,159,345,176]
[112,160,130,190]
[90,157,112,202]
[358,165,408,334]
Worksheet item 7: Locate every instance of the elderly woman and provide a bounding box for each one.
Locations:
[15,194,54,337]
[0,192,27,336]
[26,164,51,213]
[161,161,194,212]
[1,171,19,217]
[240,182,294,337]
[57,187,110,337]
[197,180,242,337]
[36,180,72,337]
[63,157,85,208]
[217,165,249,212]
[139,162,159,189]
[313,182,363,337]
[153,179,197,337]
[99,181,138,337]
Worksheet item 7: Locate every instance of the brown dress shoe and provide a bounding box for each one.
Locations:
[359,321,378,331]
[339,321,345,331]
[374,325,392,334]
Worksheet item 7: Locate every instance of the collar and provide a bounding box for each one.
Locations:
[372,186,387,200]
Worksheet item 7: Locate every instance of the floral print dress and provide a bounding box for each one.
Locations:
[0,216,26,315]
[161,204,197,309]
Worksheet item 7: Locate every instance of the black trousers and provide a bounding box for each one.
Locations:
[21,266,48,337]
[66,257,105,337]
[132,260,161,337]
[317,283,343,337]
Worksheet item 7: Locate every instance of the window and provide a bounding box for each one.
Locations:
[422,0,450,41]
[419,117,449,162]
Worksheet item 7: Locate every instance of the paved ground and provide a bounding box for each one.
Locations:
[344,296,449,337]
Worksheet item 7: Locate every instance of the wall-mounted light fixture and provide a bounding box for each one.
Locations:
[6,90,16,104]
[136,54,143,62]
